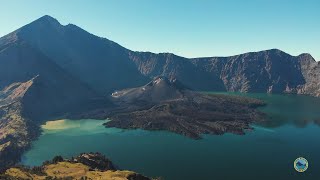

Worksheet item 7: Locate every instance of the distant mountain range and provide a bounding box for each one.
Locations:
[0,15,319,170]
[1,15,319,97]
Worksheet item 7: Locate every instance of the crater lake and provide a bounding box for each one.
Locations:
[21,93,320,180]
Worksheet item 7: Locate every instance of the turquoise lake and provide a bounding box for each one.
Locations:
[21,93,320,180]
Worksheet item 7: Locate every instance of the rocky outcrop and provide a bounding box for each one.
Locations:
[1,152,152,180]
[72,152,116,171]
[0,80,39,171]
[0,101,39,172]
[296,54,320,97]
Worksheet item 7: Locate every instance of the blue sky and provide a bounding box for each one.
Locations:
[0,0,319,60]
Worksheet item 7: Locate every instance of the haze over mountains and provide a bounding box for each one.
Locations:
[1,15,319,97]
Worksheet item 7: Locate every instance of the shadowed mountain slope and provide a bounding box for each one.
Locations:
[0,41,110,170]
[1,15,318,96]
[6,15,150,94]
[0,41,104,120]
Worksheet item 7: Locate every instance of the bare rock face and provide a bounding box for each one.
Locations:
[0,101,38,172]
[0,80,37,170]
[129,52,226,91]
[296,54,320,97]
[130,49,320,97]
[191,49,319,96]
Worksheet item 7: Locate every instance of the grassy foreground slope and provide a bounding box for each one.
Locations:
[1,153,153,180]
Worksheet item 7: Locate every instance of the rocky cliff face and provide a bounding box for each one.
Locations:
[129,52,226,91]
[0,79,38,171]
[296,54,320,97]
[191,49,319,96]
[130,49,320,96]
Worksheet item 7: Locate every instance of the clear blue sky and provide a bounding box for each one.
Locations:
[1,0,319,60]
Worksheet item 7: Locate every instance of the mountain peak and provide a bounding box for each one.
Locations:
[111,76,187,103]
[148,76,188,90]
[35,15,60,25]
[297,53,316,63]
[19,15,63,33]
[261,48,287,55]
[150,76,171,85]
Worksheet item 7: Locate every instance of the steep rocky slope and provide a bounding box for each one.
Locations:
[296,54,320,97]
[0,76,105,171]
[0,40,106,120]
[0,41,109,170]
[8,15,149,94]
[0,80,39,171]
[129,52,226,91]
[191,49,320,96]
